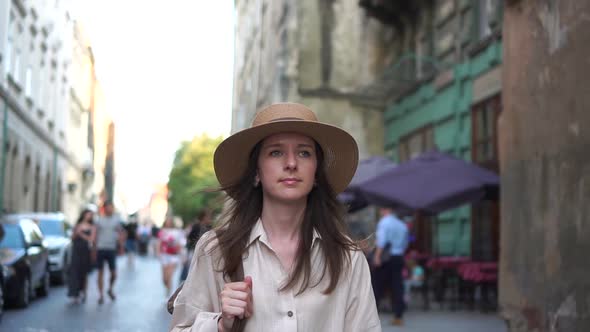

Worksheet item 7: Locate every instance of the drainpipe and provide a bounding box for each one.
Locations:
[0,101,7,212]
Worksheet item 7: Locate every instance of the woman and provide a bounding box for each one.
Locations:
[170,103,380,331]
[158,217,185,297]
[67,209,96,303]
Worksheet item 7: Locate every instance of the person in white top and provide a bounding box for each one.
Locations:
[157,217,186,297]
[169,103,380,332]
[94,200,125,305]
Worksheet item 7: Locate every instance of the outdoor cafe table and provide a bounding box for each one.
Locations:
[427,256,471,270]
[424,257,470,309]
[457,262,498,283]
[456,261,498,311]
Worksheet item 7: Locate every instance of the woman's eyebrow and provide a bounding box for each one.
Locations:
[262,143,284,149]
[262,142,314,149]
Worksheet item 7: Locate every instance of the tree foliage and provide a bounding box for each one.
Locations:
[167,134,224,224]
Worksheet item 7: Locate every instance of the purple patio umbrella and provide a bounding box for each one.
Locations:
[357,151,499,214]
[338,156,396,212]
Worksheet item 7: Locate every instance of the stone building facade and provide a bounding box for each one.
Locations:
[0,0,113,222]
[63,21,96,222]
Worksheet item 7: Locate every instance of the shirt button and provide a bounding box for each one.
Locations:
[287,311,293,317]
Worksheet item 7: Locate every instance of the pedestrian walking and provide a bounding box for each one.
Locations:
[94,200,125,304]
[67,209,96,303]
[123,218,139,268]
[371,206,409,326]
[150,222,161,256]
[170,103,380,332]
[137,221,152,256]
[179,209,213,282]
[158,217,185,297]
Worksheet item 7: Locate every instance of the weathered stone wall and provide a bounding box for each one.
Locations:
[233,0,396,158]
[298,97,384,159]
[499,1,590,331]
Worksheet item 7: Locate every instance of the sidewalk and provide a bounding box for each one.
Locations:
[379,309,506,332]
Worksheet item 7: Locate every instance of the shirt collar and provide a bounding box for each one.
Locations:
[247,218,322,247]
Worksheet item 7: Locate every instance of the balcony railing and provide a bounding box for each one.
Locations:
[353,52,442,108]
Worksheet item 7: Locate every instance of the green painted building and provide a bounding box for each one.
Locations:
[360,0,504,259]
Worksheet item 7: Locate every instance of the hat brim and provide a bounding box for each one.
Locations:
[214,119,359,197]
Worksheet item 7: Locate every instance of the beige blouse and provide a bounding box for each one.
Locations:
[169,219,381,332]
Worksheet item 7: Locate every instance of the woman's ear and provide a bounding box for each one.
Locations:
[254,174,260,187]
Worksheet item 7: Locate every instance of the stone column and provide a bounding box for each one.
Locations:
[499,0,590,331]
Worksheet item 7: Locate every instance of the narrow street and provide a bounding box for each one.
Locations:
[2,255,505,332]
[2,256,173,332]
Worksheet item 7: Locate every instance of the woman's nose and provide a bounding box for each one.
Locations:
[285,151,297,170]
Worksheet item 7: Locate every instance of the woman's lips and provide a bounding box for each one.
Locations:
[280,178,301,186]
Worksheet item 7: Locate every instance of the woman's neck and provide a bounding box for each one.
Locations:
[260,199,306,242]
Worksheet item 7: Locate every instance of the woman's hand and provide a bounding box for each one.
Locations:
[218,276,253,332]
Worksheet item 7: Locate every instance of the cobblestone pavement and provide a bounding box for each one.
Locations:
[379,308,506,332]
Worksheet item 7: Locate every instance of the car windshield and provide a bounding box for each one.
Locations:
[0,224,24,248]
[38,219,65,237]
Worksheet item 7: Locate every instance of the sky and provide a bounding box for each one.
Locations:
[70,1,235,213]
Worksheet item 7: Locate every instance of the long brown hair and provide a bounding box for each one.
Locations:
[208,140,358,295]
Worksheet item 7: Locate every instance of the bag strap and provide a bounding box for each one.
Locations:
[228,261,246,332]
[167,282,183,314]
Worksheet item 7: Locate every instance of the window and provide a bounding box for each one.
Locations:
[478,0,499,39]
[471,94,501,262]
[398,126,435,161]
[0,224,25,248]
[471,94,501,165]
[38,66,45,106]
[13,49,21,83]
[45,172,51,212]
[472,200,499,261]
[4,38,12,76]
[38,219,63,237]
[23,157,31,195]
[33,165,40,211]
[460,7,473,53]
[25,65,32,97]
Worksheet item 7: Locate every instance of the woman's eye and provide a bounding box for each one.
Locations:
[299,150,312,157]
[270,150,282,157]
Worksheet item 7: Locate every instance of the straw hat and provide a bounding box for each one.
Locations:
[214,103,359,196]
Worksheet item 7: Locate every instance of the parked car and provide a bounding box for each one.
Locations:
[7,213,72,284]
[0,217,50,308]
[0,224,5,321]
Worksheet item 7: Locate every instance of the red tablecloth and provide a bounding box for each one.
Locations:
[426,256,471,270]
[457,262,498,283]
